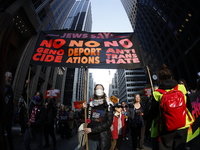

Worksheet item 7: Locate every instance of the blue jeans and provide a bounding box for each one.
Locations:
[24,127,43,150]
[88,139,100,150]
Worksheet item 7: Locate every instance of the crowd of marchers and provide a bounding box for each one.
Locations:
[2,64,200,150]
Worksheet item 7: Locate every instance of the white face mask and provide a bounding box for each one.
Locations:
[95,89,104,97]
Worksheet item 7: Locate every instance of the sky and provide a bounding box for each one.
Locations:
[88,0,133,94]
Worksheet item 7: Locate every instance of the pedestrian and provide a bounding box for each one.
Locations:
[68,106,75,139]
[55,102,61,134]
[17,97,27,136]
[121,101,129,141]
[178,78,191,94]
[43,98,57,150]
[128,93,145,150]
[149,64,194,150]
[83,84,114,150]
[24,91,47,150]
[110,103,126,150]
[4,71,14,150]
[58,105,69,138]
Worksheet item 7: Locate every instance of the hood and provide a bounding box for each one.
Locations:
[159,79,178,90]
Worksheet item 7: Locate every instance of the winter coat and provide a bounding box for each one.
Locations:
[28,100,47,131]
[128,104,144,128]
[150,79,194,137]
[111,113,126,139]
[87,102,114,150]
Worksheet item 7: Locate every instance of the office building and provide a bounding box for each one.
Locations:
[117,68,147,104]
[121,0,200,88]
[0,0,92,105]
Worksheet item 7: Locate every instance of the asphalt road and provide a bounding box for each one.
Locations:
[10,125,200,150]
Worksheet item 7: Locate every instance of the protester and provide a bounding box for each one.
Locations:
[178,78,191,94]
[43,98,57,149]
[128,93,145,150]
[58,105,69,139]
[0,12,14,150]
[68,106,75,139]
[4,71,14,150]
[55,102,61,134]
[121,101,129,141]
[110,103,126,150]
[149,64,194,150]
[17,97,27,136]
[83,84,114,150]
[24,91,47,150]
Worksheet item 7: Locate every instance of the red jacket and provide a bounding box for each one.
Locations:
[111,113,126,139]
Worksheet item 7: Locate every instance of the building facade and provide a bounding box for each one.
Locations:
[109,72,119,99]
[62,0,92,105]
[0,0,92,105]
[117,68,147,104]
[121,0,200,89]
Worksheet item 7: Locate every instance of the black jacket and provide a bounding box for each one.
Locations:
[87,103,113,150]
[28,100,46,131]
[128,103,144,128]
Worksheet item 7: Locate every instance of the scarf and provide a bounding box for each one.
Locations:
[90,99,104,107]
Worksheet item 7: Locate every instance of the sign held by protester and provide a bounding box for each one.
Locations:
[74,101,85,110]
[110,96,119,104]
[45,89,60,98]
[30,30,144,69]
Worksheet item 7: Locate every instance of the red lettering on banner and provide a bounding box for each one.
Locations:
[53,39,66,48]
[119,39,133,48]
[117,59,126,64]
[106,59,116,64]
[40,39,53,48]
[104,41,118,47]
[44,55,54,62]
[106,48,116,53]
[116,49,124,54]
[118,54,125,59]
[104,39,133,48]
[32,53,42,61]
[133,58,140,63]
[40,39,65,48]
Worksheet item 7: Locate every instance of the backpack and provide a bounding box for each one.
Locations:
[156,85,186,131]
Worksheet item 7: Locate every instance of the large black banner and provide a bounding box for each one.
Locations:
[30,30,144,69]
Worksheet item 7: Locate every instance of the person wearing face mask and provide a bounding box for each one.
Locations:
[83,84,114,150]
[24,91,47,150]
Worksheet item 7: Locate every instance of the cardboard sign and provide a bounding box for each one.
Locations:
[110,96,119,104]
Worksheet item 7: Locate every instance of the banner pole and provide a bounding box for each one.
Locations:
[146,66,154,93]
[84,67,88,150]
[26,66,32,138]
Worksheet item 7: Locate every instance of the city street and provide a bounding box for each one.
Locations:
[12,125,152,150]
[11,124,200,150]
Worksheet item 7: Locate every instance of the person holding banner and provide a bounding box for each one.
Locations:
[83,84,114,150]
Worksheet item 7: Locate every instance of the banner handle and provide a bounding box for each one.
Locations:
[146,66,154,94]
[84,67,88,150]
[26,66,32,138]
